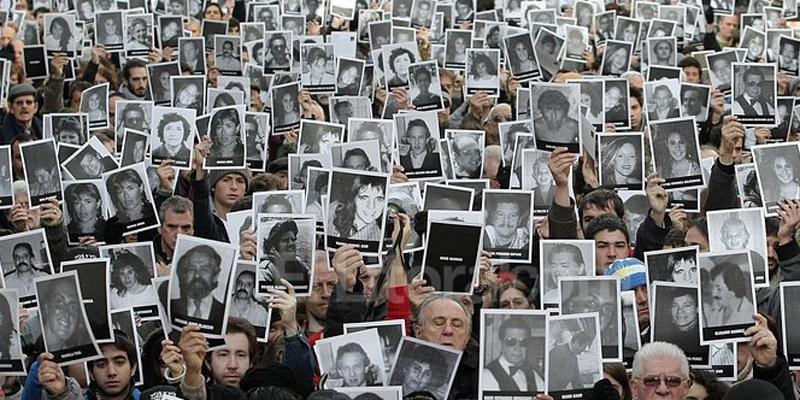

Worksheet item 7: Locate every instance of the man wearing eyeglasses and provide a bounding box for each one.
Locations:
[630,342,692,400]
[2,83,42,145]
[483,317,542,393]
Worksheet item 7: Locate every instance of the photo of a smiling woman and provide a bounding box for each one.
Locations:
[207,107,245,168]
[755,145,800,210]
[64,182,106,243]
[599,135,643,190]
[109,251,156,310]
[152,112,193,167]
[327,170,389,254]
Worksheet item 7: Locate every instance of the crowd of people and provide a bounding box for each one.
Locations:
[1,0,800,399]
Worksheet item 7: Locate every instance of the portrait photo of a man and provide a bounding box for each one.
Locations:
[698,251,757,342]
[732,63,777,125]
[480,311,547,397]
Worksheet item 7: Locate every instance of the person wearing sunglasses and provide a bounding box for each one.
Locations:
[630,341,692,400]
[483,316,542,393]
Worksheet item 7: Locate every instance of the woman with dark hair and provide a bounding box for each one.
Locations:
[65,182,106,242]
[209,108,244,165]
[277,90,301,126]
[152,112,192,163]
[762,153,800,205]
[106,168,156,225]
[109,252,156,309]
[303,46,335,86]
[447,34,468,64]
[174,82,201,110]
[666,251,697,284]
[390,344,447,397]
[656,131,701,180]
[329,176,385,240]
[741,169,762,207]
[386,47,416,88]
[507,36,537,74]
[45,16,73,52]
[213,92,237,109]
[600,137,642,188]
[0,293,20,360]
[603,363,632,400]
[258,220,310,287]
[467,52,497,89]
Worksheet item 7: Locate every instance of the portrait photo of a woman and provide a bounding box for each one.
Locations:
[109,252,156,310]
[152,111,193,167]
[754,144,800,210]
[173,80,202,112]
[602,42,631,76]
[207,107,245,167]
[505,33,538,79]
[0,291,22,363]
[599,134,643,190]
[273,83,301,132]
[328,171,388,253]
[45,15,76,54]
[466,51,499,95]
[650,119,703,190]
[64,182,106,243]
[96,12,123,49]
[445,31,469,68]
[385,46,417,89]
[105,166,158,231]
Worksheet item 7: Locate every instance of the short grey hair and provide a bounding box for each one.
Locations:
[484,145,502,163]
[631,341,690,379]
[414,293,472,334]
[159,195,193,222]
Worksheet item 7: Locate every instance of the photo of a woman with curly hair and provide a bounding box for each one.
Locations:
[206,106,245,168]
[64,182,106,244]
[327,170,389,254]
[44,15,76,55]
[753,143,800,211]
[649,118,704,190]
[109,251,156,310]
[598,134,644,191]
[465,49,499,96]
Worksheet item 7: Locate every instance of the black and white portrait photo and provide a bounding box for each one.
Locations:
[348,118,395,174]
[446,130,484,179]
[48,113,88,146]
[570,79,604,131]
[740,26,766,63]
[168,235,237,337]
[680,83,711,124]
[698,251,757,343]
[559,277,622,361]
[651,282,708,366]
[79,83,109,128]
[564,25,589,61]
[335,57,365,96]
[777,35,800,75]
[597,132,645,191]
[301,43,336,93]
[255,214,314,295]
[331,140,383,172]
[264,31,293,72]
[644,246,700,286]
[60,259,113,344]
[333,387,402,399]
[644,79,681,122]
[150,106,196,168]
[647,37,677,67]
[649,117,704,190]
[395,111,442,180]
[62,180,107,244]
[530,83,582,153]
[229,261,271,340]
[357,10,383,44]
[0,145,12,208]
[343,319,406,378]
[368,20,392,50]
[0,229,53,309]
[410,0,435,28]
[289,153,330,190]
[329,0,357,19]
[520,148,553,216]
[453,0,475,23]
[533,28,564,81]
[147,61,180,105]
[326,168,390,255]
[271,81,302,134]
[604,79,631,129]
[444,29,471,70]
[707,50,737,94]
[707,208,769,287]
[314,329,386,387]
[34,271,100,365]
[546,313,603,397]
[214,35,242,76]
[481,189,533,263]
[407,60,443,111]
[464,49,500,96]
[388,337,462,400]
[159,15,183,49]
[298,120,344,154]
[206,105,245,169]
[179,37,206,75]
[253,190,305,215]
[421,220,482,294]
[245,112,269,170]
[539,240,594,309]
[102,163,160,235]
[751,142,800,214]
[95,11,124,51]
[20,139,63,206]
[781,282,800,368]
[382,42,420,90]
[384,182,423,252]
[125,14,153,57]
[171,75,205,114]
[732,63,777,126]
[479,310,547,398]
[330,96,372,126]
[43,13,78,57]
[0,289,25,375]
[504,31,540,82]
[99,242,158,316]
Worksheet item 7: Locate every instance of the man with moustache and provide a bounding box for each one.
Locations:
[228,269,269,327]
[171,245,226,330]
[4,242,48,297]
[216,40,241,72]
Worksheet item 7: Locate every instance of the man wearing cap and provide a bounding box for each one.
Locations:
[606,258,651,348]
[2,83,43,144]
[193,140,250,242]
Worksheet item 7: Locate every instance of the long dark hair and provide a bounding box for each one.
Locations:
[50,16,73,49]
[0,294,14,357]
[331,176,385,237]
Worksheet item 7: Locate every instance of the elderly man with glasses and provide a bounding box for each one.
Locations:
[2,84,43,144]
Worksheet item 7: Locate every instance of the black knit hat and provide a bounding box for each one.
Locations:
[722,379,783,400]
[239,363,301,395]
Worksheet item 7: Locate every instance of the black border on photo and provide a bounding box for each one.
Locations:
[421,220,482,295]
[124,13,153,57]
[444,29,471,70]
[649,117,705,191]
[530,83,582,153]
[271,81,302,134]
[205,105,246,169]
[102,162,161,235]
[178,37,206,75]
[481,189,533,263]
[597,132,645,191]
[538,239,595,310]
[464,48,500,97]
[22,45,48,80]
[60,259,113,344]
[558,277,623,362]
[388,337,463,398]
[394,111,443,180]
[731,62,778,126]
[147,61,180,106]
[0,289,26,375]
[0,145,13,208]
[407,60,444,111]
[255,213,315,295]
[698,251,757,344]
[546,312,603,399]
[325,168,390,256]
[94,11,125,51]
[20,139,63,206]
[651,282,709,366]
[150,105,196,169]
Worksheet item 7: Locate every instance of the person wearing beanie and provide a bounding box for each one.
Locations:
[722,379,781,400]
[605,258,651,346]
[191,142,250,241]
[2,83,43,144]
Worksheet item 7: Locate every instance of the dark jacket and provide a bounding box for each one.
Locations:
[190,173,230,243]
[547,200,578,239]
[1,112,43,145]
[752,354,795,400]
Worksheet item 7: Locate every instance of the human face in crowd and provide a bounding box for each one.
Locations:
[222,41,233,57]
[501,327,529,365]
[10,95,37,126]
[58,129,82,145]
[744,71,763,99]
[13,246,33,273]
[307,255,337,321]
[455,138,481,174]
[183,41,198,62]
[594,229,628,274]
[126,66,148,97]
[632,357,690,400]
[671,294,697,331]
[684,226,709,252]
[402,360,433,392]
[337,351,367,387]
[550,250,584,284]
[415,70,430,93]
[492,202,522,241]
[541,102,565,127]
[159,209,194,254]
[393,53,412,79]
[455,1,471,17]
[179,251,218,300]
[118,265,140,290]
[682,90,702,115]
[213,173,246,209]
[610,47,628,70]
[653,88,672,112]
[335,103,353,124]
[782,43,796,64]
[722,224,748,249]
[414,298,470,350]
[604,87,621,111]
[45,282,80,344]
[80,153,104,176]
[667,132,687,162]
[580,204,617,232]
[671,259,697,284]
[773,156,794,184]
[234,272,255,300]
[514,42,529,62]
[454,36,467,55]
[683,66,701,83]
[205,4,222,19]
[408,125,429,156]
[533,160,551,187]
[354,184,384,225]
[630,96,643,130]
[498,287,530,309]
[208,332,250,387]
[276,230,297,259]
[215,116,239,148]
[51,21,64,39]
[72,192,100,224]
[339,66,359,88]
[613,143,637,178]
[163,120,186,148]
[92,345,136,398]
